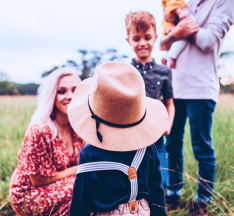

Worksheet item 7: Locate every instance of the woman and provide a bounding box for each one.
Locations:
[10,68,86,216]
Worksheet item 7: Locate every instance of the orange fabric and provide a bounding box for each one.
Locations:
[162,20,175,35]
[162,0,187,15]
[128,166,137,180]
[129,201,138,214]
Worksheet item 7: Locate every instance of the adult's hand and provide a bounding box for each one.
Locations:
[160,17,200,51]
[163,8,176,23]
[170,17,200,40]
[29,165,78,187]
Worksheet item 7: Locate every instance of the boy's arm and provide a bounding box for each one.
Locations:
[161,70,175,135]
[148,145,167,216]
[69,154,93,216]
[163,98,175,136]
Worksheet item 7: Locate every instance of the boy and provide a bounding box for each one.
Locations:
[125,11,175,187]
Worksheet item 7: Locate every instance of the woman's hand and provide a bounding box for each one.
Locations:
[69,165,78,176]
[29,165,78,187]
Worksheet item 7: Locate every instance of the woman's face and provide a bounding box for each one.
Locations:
[55,75,78,115]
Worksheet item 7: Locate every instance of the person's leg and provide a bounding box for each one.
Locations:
[187,100,216,204]
[166,99,187,195]
[155,136,168,188]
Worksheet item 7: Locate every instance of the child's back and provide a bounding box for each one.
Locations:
[70,144,166,215]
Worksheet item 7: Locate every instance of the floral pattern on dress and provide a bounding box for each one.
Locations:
[10,123,85,216]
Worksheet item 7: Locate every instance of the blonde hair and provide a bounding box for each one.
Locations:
[125,11,156,35]
[30,67,81,139]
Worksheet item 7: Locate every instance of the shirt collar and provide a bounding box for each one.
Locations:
[132,59,156,70]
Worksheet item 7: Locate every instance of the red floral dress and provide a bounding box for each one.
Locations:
[10,123,85,216]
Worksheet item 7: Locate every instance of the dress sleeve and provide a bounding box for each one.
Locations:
[195,0,234,52]
[69,152,93,216]
[22,124,58,177]
[148,145,167,216]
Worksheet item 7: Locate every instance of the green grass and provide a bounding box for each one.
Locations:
[0,95,234,215]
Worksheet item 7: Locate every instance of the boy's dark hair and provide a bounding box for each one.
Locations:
[125,11,156,35]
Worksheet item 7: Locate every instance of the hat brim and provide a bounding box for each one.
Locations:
[68,78,168,151]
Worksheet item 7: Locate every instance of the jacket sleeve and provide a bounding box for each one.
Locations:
[195,0,234,52]
[69,153,93,216]
[148,145,167,216]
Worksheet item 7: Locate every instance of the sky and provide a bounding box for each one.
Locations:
[0,0,234,84]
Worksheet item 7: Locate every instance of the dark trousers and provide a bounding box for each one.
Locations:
[166,99,216,203]
[155,136,168,188]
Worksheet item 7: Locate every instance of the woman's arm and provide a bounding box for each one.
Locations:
[160,17,200,51]
[163,98,175,136]
[29,165,78,187]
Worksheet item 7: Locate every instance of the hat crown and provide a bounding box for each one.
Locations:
[89,62,146,124]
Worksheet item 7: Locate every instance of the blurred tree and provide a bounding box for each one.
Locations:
[219,51,234,59]
[218,51,234,94]
[67,49,128,80]
[16,83,39,95]
[42,49,128,80]
[0,71,9,81]
[0,71,39,95]
[42,66,62,78]
[0,71,10,95]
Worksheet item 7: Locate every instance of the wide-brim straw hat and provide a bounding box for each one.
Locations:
[68,62,168,151]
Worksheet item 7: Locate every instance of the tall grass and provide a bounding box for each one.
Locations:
[0,96,37,215]
[0,95,234,215]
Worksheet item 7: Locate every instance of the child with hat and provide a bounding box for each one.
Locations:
[68,62,168,215]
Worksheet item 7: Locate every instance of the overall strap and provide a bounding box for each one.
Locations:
[76,148,146,214]
[131,148,146,170]
[77,162,129,175]
[128,148,146,213]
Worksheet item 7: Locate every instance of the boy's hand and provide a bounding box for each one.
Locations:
[161,58,168,66]
[168,57,176,69]
[163,127,171,136]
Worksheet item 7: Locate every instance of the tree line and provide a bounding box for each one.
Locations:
[0,50,234,95]
[0,49,128,95]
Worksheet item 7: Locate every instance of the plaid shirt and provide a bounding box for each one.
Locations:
[132,59,173,101]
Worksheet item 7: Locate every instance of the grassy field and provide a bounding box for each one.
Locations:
[0,95,234,215]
